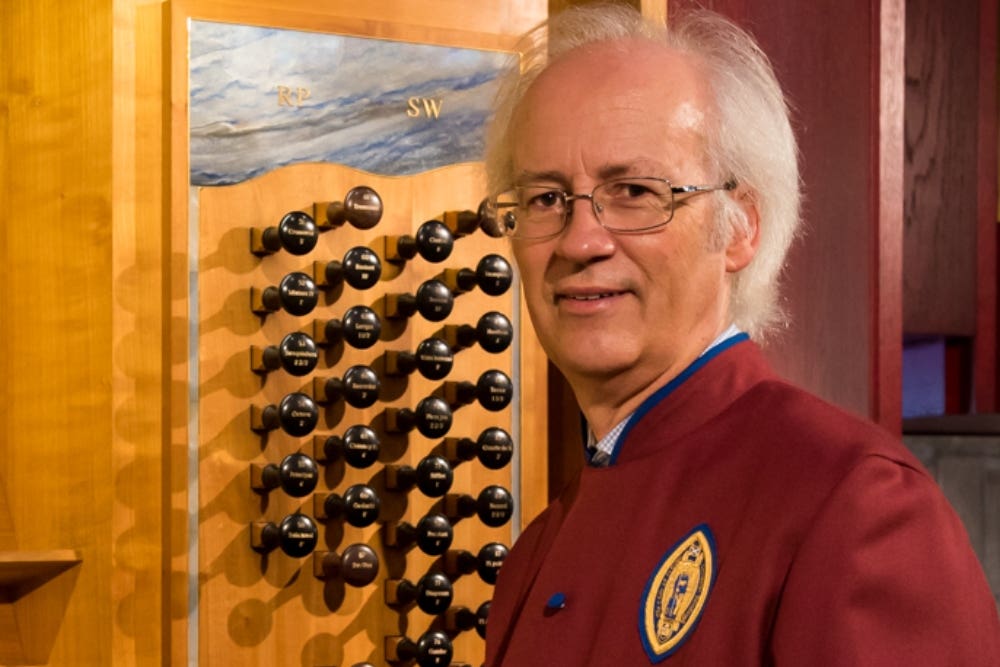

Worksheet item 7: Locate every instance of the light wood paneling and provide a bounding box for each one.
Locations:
[2,0,114,664]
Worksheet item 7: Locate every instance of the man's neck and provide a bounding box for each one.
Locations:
[575,323,741,440]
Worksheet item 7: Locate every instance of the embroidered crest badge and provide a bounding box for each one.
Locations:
[638,524,717,662]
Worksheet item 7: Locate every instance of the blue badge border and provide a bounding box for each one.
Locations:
[638,523,718,663]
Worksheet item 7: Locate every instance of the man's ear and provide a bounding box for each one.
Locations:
[725,190,760,273]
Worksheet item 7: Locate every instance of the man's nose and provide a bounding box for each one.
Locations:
[555,195,616,260]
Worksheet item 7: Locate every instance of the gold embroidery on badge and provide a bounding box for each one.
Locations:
[640,525,716,662]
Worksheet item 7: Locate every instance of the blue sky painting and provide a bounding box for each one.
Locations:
[189,21,513,186]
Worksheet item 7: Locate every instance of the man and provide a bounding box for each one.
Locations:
[482,4,1000,665]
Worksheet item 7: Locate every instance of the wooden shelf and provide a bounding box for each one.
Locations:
[0,550,80,601]
[0,550,81,665]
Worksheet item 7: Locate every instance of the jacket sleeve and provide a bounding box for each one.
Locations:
[769,454,1000,665]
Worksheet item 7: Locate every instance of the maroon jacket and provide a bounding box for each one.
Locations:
[486,340,1000,665]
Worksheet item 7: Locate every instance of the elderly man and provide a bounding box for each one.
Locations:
[482,4,1000,665]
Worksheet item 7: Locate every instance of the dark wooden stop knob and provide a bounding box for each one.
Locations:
[252,392,319,437]
[475,253,513,296]
[442,198,504,238]
[445,605,477,632]
[251,452,319,498]
[253,271,319,317]
[312,543,379,587]
[252,210,319,256]
[415,455,453,497]
[319,425,380,468]
[386,398,453,438]
[476,542,509,584]
[251,332,318,377]
[475,600,490,639]
[385,631,453,667]
[444,370,512,412]
[386,572,453,614]
[320,185,383,230]
[443,311,513,353]
[414,279,454,322]
[335,305,382,349]
[316,245,382,290]
[252,513,318,558]
[414,220,454,263]
[384,513,453,556]
[316,364,380,408]
[476,485,514,527]
[385,337,453,380]
[316,483,380,527]
[475,426,514,469]
[442,543,507,584]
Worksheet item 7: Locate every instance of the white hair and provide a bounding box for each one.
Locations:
[484,3,801,340]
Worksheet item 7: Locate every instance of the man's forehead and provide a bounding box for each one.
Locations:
[522,39,711,121]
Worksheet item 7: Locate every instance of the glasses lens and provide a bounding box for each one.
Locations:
[494,187,566,239]
[593,178,674,231]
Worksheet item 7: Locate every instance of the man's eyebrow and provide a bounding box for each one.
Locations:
[516,163,664,186]
[515,170,569,186]
[595,164,639,180]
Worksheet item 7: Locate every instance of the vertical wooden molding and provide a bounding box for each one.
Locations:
[875,0,904,432]
[976,0,998,412]
[641,0,667,24]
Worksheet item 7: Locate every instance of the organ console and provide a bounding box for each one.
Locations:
[206,167,529,666]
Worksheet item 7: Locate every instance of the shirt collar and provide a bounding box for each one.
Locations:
[585,324,745,466]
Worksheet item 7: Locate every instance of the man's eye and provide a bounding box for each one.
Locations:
[528,191,563,208]
[606,182,654,199]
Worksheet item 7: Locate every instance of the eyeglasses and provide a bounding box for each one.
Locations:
[486,177,737,240]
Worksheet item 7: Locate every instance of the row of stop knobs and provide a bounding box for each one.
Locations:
[250,253,513,322]
[251,368,513,439]
[249,186,502,259]
[251,474,514,557]
[251,310,512,382]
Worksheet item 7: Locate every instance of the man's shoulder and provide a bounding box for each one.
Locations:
[727,376,927,474]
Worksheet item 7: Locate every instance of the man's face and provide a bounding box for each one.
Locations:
[509,40,739,397]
